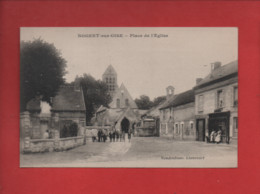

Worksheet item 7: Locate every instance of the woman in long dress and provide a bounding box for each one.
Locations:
[215,130,222,144]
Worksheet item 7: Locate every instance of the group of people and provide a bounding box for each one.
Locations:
[93,129,132,143]
[209,129,222,144]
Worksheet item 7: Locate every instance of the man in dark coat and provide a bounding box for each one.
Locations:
[112,131,116,142]
[109,131,112,142]
[116,130,119,142]
[97,130,101,142]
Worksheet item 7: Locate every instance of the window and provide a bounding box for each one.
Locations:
[163,110,166,120]
[217,90,224,108]
[234,86,238,106]
[106,77,108,83]
[175,123,179,134]
[198,95,204,112]
[181,123,184,134]
[116,99,120,108]
[125,99,129,106]
[190,122,194,136]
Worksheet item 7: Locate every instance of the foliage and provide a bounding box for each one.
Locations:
[153,96,167,107]
[20,38,67,112]
[73,74,112,124]
[135,95,153,110]
[135,95,166,110]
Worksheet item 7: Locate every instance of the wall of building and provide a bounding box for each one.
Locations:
[173,102,195,140]
[55,111,86,127]
[195,82,238,115]
[195,80,238,142]
[159,108,173,136]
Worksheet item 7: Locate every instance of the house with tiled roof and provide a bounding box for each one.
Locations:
[159,88,195,139]
[193,60,238,144]
[51,85,86,129]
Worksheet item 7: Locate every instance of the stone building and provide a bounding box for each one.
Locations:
[159,88,195,140]
[194,60,238,144]
[20,85,86,139]
[93,66,140,133]
[51,85,86,129]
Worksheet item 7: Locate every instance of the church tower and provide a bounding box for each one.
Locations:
[102,65,118,97]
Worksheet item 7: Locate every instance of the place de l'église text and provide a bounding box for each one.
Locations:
[78,33,168,38]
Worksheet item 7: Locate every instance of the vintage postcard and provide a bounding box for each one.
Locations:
[20,27,238,168]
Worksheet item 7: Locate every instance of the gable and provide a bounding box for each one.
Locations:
[109,83,138,109]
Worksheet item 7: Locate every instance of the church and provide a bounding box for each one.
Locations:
[92,65,142,133]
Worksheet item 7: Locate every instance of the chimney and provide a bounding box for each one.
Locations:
[196,78,203,85]
[166,86,174,100]
[211,61,221,72]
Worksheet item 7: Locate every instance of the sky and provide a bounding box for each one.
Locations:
[20,27,238,100]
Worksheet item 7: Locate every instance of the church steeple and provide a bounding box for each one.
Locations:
[102,65,118,96]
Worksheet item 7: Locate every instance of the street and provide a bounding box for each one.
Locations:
[20,137,237,168]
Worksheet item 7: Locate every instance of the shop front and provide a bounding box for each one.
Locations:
[208,111,230,144]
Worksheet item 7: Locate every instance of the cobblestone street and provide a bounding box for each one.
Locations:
[20,137,237,168]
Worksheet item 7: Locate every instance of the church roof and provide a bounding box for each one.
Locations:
[109,83,138,109]
[95,107,139,126]
[51,86,86,112]
[103,65,117,76]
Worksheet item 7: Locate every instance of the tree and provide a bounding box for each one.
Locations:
[152,96,166,107]
[73,74,111,124]
[135,95,153,110]
[20,38,67,112]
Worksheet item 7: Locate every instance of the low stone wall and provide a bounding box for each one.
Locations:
[23,136,84,153]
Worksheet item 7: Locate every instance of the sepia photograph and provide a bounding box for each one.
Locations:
[20,27,238,168]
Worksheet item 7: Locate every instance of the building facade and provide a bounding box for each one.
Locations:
[159,89,195,140]
[93,66,139,133]
[51,85,86,129]
[194,61,238,144]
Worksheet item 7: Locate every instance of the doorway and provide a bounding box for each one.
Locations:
[121,117,130,133]
[196,119,205,141]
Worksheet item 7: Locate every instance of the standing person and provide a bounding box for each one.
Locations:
[215,129,222,144]
[97,130,101,142]
[109,131,112,142]
[112,130,116,142]
[210,130,216,143]
[128,130,132,142]
[100,130,104,142]
[122,131,125,142]
[43,130,49,139]
[119,130,122,142]
[116,130,119,142]
[103,131,107,142]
